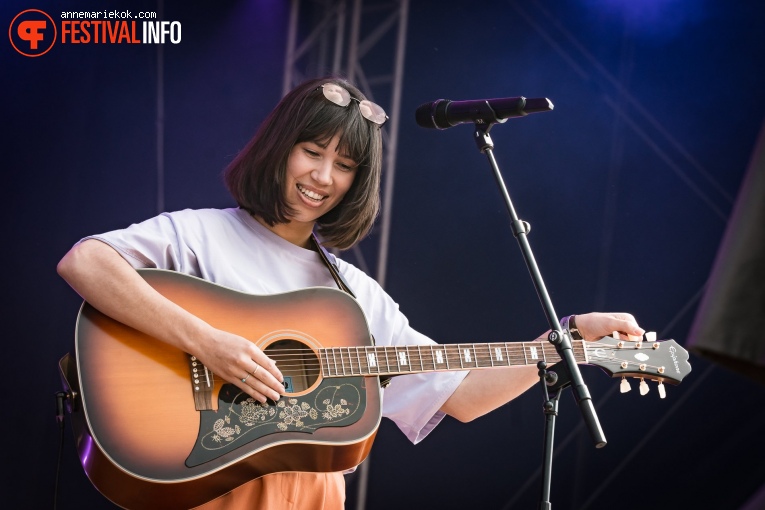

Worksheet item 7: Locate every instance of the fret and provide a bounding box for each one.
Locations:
[395,346,408,372]
[346,347,354,375]
[426,345,432,370]
[417,345,425,372]
[577,340,587,364]
[323,349,332,376]
[477,344,484,368]
[522,343,529,366]
[489,343,497,366]
[338,349,346,376]
[476,344,490,368]
[374,347,382,374]
[372,348,379,373]
[434,346,445,368]
[461,344,478,369]
[529,344,540,362]
[332,348,339,376]
[356,347,363,375]
[382,346,392,375]
[366,347,378,374]
[426,345,436,371]
[505,343,512,367]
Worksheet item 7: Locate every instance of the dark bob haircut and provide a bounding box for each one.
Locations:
[224,76,383,250]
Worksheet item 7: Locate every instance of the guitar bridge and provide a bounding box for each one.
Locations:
[188,353,214,410]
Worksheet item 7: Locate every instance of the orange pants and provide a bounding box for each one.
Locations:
[194,472,346,510]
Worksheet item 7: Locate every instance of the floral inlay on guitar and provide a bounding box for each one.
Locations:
[186,379,365,467]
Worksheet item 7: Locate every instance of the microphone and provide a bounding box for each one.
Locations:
[415,96,553,129]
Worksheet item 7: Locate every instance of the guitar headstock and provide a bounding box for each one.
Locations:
[585,332,691,398]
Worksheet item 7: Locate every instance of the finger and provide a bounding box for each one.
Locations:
[244,347,284,383]
[246,360,286,397]
[242,375,282,403]
[605,313,644,337]
[239,346,285,395]
[226,369,267,403]
[237,366,283,402]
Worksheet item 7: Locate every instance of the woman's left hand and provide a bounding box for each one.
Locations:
[573,312,645,341]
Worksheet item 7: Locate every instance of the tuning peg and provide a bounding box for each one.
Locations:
[658,381,666,399]
[639,378,649,395]
[620,377,631,393]
[645,331,657,343]
[612,331,621,340]
[627,333,641,342]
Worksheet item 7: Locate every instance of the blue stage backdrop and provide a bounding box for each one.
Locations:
[3,1,764,509]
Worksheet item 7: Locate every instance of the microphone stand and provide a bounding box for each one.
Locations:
[471,121,606,510]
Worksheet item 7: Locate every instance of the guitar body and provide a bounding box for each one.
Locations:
[66,269,381,509]
[60,269,692,509]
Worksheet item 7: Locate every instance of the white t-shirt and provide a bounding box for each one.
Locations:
[85,207,467,444]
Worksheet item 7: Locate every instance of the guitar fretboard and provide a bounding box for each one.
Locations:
[320,341,587,377]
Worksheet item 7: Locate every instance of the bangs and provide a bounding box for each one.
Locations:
[295,90,375,167]
[224,76,383,250]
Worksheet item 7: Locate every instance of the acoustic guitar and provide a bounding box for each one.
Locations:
[58,269,691,509]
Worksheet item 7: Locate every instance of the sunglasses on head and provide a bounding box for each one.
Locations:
[319,83,388,126]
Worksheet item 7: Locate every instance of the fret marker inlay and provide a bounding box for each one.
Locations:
[398,351,408,366]
[435,350,444,364]
[530,346,539,360]
[494,347,503,362]
[367,353,377,368]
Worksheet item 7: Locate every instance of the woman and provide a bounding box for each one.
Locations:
[58,76,644,509]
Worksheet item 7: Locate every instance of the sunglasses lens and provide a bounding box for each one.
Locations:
[321,83,351,107]
[359,100,388,125]
[320,83,388,126]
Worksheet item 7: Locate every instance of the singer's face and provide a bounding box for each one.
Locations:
[283,134,357,225]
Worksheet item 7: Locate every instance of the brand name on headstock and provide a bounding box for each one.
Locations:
[669,346,681,374]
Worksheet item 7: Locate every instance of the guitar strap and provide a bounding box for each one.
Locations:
[311,233,392,388]
[311,233,356,298]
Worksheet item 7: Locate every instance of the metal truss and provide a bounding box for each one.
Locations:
[282,2,410,509]
[283,0,410,290]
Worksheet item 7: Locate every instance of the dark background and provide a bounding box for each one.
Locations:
[3,0,764,509]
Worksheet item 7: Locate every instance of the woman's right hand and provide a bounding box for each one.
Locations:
[189,326,285,403]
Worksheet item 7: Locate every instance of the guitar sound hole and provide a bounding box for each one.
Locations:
[264,339,320,394]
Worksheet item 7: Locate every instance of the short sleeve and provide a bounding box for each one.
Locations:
[79,212,199,274]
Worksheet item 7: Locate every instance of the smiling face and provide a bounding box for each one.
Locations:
[226,77,383,250]
[263,134,357,246]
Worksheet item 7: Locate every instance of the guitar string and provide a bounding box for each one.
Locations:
[262,345,655,364]
[226,345,670,378]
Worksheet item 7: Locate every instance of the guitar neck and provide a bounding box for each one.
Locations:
[320,341,587,377]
